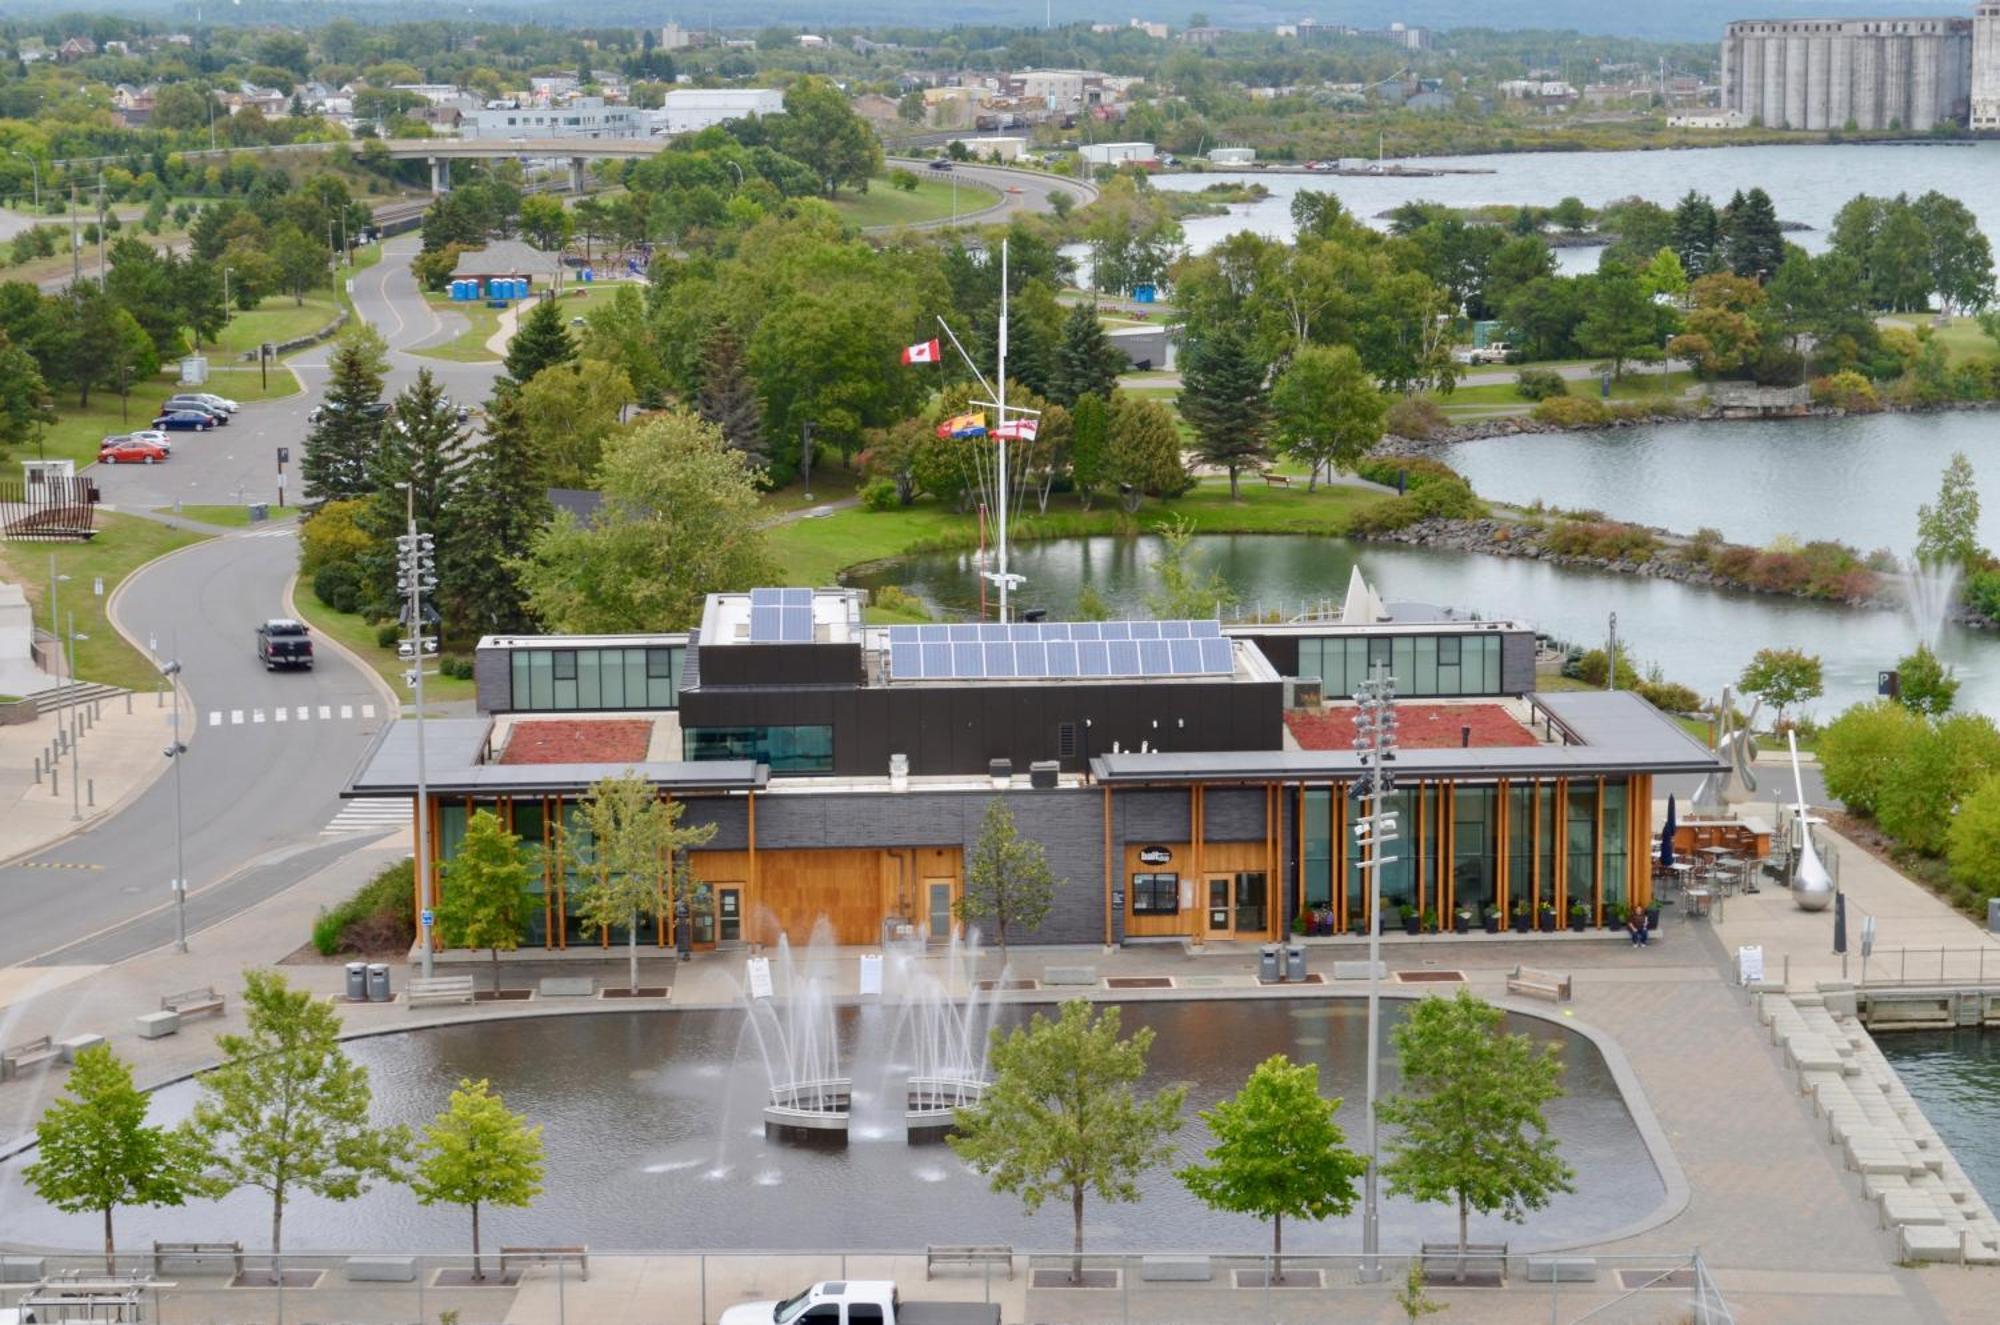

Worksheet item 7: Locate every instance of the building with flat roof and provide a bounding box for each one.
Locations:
[651,87,783,136]
[1720,14,1974,131]
[348,585,1718,953]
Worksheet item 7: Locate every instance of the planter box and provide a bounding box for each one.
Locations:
[0,697,36,727]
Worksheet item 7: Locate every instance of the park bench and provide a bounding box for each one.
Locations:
[162,986,226,1019]
[1261,472,1292,488]
[0,1036,59,1082]
[1506,965,1572,1002]
[926,1245,1014,1280]
[1042,965,1098,987]
[1419,1241,1508,1285]
[153,1240,244,1277]
[500,1246,588,1280]
[407,976,476,1007]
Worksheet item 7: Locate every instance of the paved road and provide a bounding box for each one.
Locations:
[883,158,1098,230]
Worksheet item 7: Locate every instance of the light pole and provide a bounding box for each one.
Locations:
[161,657,189,953]
[1351,662,1400,1283]
[7,149,40,210]
[222,266,233,329]
[396,484,438,980]
[65,611,87,822]
[46,558,68,760]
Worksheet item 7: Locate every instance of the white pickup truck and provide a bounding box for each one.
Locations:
[1454,340,1512,365]
[720,1281,1000,1325]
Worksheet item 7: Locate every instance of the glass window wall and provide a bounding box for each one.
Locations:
[1302,790,1333,910]
[685,725,835,773]
[1295,633,1505,697]
[1452,787,1496,918]
[508,646,683,712]
[1568,781,1599,921]
[1602,781,1628,913]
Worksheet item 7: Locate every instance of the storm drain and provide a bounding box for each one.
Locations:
[975,979,1039,991]
[1396,970,1466,984]
[1106,976,1175,990]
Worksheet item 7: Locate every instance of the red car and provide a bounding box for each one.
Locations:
[98,437,170,465]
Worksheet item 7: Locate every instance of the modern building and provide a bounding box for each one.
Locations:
[951,135,1028,161]
[345,586,1719,955]
[1208,146,1256,165]
[1719,15,1974,131]
[1079,141,1157,165]
[461,97,646,140]
[449,240,563,291]
[651,88,784,136]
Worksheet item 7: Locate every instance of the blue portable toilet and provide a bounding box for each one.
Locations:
[508,277,526,300]
[1131,283,1157,304]
[582,268,594,284]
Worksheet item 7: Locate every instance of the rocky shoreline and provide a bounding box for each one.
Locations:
[1377,397,2000,456]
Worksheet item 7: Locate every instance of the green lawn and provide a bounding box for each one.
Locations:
[290,582,476,704]
[1437,371,1698,413]
[758,463,864,515]
[0,513,209,690]
[832,174,1000,229]
[1883,312,1992,361]
[208,295,341,358]
[767,478,1394,588]
[36,370,300,469]
[150,503,260,527]
[414,284,619,365]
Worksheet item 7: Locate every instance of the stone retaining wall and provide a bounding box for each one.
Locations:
[236,308,349,362]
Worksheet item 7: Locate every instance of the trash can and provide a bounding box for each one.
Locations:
[246,503,267,523]
[345,962,367,1002]
[1259,944,1281,983]
[366,963,391,1002]
[1989,898,2000,934]
[1284,943,1307,983]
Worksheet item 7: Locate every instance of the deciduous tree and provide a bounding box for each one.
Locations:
[1146,516,1235,619]
[517,358,634,490]
[955,799,1062,957]
[1916,451,1982,570]
[436,810,539,992]
[1738,649,1824,730]
[561,772,717,992]
[411,1079,545,1280]
[1104,391,1186,513]
[1270,344,1384,488]
[1893,643,1961,720]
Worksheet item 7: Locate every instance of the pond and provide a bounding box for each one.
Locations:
[847,533,2000,715]
[1876,1029,2000,1210]
[0,1000,1659,1254]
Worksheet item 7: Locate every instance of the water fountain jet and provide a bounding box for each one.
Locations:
[746,926,852,1144]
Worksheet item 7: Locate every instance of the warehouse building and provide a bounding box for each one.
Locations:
[1720,13,1977,131]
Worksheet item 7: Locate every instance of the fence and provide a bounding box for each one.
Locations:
[0,473,95,541]
[1859,946,2000,988]
[0,1247,1734,1325]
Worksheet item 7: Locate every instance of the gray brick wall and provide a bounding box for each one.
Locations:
[1204,788,1266,841]
[1119,790,1190,842]
[474,647,511,713]
[1503,630,1537,695]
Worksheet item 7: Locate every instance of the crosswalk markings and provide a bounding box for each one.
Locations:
[252,709,265,724]
[230,710,243,724]
[322,797,410,836]
[209,711,221,727]
[202,704,384,730]
[362,703,375,718]
[340,704,353,719]
[11,860,103,871]
[237,528,296,541]
[274,708,286,722]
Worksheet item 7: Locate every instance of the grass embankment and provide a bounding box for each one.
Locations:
[37,368,300,469]
[833,175,1000,228]
[414,282,617,365]
[1881,313,1990,361]
[1437,371,1699,417]
[149,504,258,527]
[210,295,341,357]
[765,478,1394,588]
[0,513,208,690]
[290,582,476,705]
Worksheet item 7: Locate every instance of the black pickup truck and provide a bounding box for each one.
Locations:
[256,619,314,671]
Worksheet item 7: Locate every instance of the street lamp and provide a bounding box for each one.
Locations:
[1351,663,1400,1283]
[65,612,87,822]
[46,559,68,762]
[161,658,189,953]
[222,266,233,329]
[396,483,439,980]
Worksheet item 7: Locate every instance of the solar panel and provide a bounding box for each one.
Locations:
[782,588,812,607]
[1140,639,1172,674]
[890,642,921,677]
[1016,641,1047,676]
[750,588,783,607]
[1079,641,1111,676]
[953,642,983,675]
[983,642,1015,676]
[888,625,920,645]
[1192,620,1222,637]
[1108,640,1140,674]
[1069,623,1100,641]
[882,618,1231,680]
[749,605,781,640]
[922,641,951,675]
[950,624,981,642]
[1159,620,1190,639]
[1100,622,1131,641]
[779,607,813,642]
[1047,641,1078,676]
[1169,638,1201,673]
[1200,637,1233,672]
[1130,621,1160,640]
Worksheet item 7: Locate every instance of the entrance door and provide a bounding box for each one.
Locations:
[1207,876,1234,937]
[717,887,742,945]
[925,879,955,942]
[1206,873,1270,939]
[1233,871,1268,935]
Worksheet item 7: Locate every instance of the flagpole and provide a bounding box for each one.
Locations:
[996,237,1010,624]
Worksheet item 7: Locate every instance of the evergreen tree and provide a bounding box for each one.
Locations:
[358,368,470,613]
[1049,302,1128,407]
[501,298,576,391]
[1105,391,1187,513]
[1068,393,1109,509]
[301,324,389,506]
[1671,190,1722,277]
[1722,187,1786,281]
[438,391,548,635]
[1178,325,1271,499]
[695,323,767,468]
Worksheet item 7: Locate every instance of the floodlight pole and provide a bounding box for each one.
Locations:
[1352,661,1399,1283]
[995,237,1009,623]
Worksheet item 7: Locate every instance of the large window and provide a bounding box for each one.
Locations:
[1568,781,1599,919]
[1296,633,1505,698]
[1131,873,1179,914]
[1452,786,1496,917]
[1602,781,1629,913]
[1508,783,1536,911]
[685,724,834,773]
[1302,790,1333,910]
[508,646,683,712]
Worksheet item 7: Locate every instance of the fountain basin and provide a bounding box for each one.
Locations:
[905,1076,985,1141]
[764,1079,853,1144]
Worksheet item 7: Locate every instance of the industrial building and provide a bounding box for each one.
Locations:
[1719,13,1978,131]
[652,88,784,136]
[346,587,1721,952]
[1976,2,2000,127]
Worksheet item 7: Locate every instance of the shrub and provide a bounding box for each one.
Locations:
[312,562,364,614]
[1544,520,1659,563]
[1685,526,1724,566]
[375,621,401,649]
[1531,396,1611,428]
[1346,496,1424,534]
[1408,477,1485,519]
[870,584,930,620]
[1514,368,1568,401]
[1383,396,1448,441]
[1819,700,1924,817]
[1965,568,2000,621]
[439,654,475,679]
[311,857,417,956]
[1355,454,1463,492]
[298,498,371,576]
[1947,775,2000,899]
[1864,546,1901,573]
[1573,647,1641,690]
[1638,680,1702,713]
[1877,714,2000,856]
[859,477,900,512]
[1751,345,1805,386]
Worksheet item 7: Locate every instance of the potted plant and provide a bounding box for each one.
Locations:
[1511,899,1532,934]
[1402,905,1422,936]
[1538,902,1557,933]
[1644,899,1662,929]
[1292,914,1309,937]
[1421,908,1440,934]
[1568,899,1590,930]
[1316,906,1335,937]
[1607,902,1629,931]
[1482,904,1502,935]
[1350,910,1369,936]
[1453,907,1473,935]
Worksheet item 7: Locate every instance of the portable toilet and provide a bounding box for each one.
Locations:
[1131,283,1157,304]
[582,268,594,284]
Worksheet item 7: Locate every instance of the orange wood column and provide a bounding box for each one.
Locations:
[1102,784,1113,947]
[1595,776,1606,924]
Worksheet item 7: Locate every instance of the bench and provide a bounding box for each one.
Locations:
[1261,473,1293,488]
[58,1033,106,1063]
[1042,966,1098,987]
[926,1245,1014,1279]
[1525,1256,1597,1283]
[1139,1255,1212,1282]
[500,1246,588,1280]
[407,976,476,1007]
[162,986,226,1019]
[1419,1241,1508,1285]
[0,1036,59,1082]
[345,1255,418,1282]
[135,1010,180,1039]
[1506,965,1572,1002]
[153,1240,244,1276]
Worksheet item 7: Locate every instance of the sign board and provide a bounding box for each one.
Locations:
[1736,945,1764,985]
[92,576,103,597]
[420,908,435,929]
[746,956,774,1000]
[1111,889,1124,911]
[858,953,883,996]
[1878,670,1900,699]
[1138,846,1173,866]
[276,447,289,465]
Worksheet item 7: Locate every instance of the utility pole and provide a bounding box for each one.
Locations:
[397,488,439,980]
[161,654,189,953]
[66,611,84,822]
[68,181,79,285]
[95,169,105,286]
[1351,662,1400,1284]
[1607,611,1618,691]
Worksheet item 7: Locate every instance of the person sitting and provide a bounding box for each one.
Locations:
[1627,909,1650,948]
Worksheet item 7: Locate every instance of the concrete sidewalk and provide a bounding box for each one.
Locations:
[0,687,179,866]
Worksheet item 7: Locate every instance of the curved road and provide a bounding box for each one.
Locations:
[884,158,1098,231]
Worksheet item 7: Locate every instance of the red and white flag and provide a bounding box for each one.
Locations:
[993,418,1039,441]
[901,339,941,365]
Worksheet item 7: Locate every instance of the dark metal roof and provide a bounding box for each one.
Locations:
[1090,690,1722,784]
[343,719,766,797]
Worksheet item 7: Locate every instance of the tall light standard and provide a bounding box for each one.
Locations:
[396,484,438,979]
[65,612,87,822]
[222,266,233,330]
[46,558,68,758]
[1351,662,1400,1283]
[160,657,189,952]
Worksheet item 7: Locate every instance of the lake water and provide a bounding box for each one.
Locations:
[0,1001,1656,1253]
[1876,1029,2000,1210]
[848,533,2000,715]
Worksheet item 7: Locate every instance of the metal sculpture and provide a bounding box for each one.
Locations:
[1788,730,1835,912]
[1691,687,1760,815]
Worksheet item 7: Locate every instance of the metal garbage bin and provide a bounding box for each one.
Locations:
[1284,943,1307,982]
[345,962,367,1002]
[366,963,391,1002]
[1259,944,1281,983]
[246,503,268,523]
[1989,898,2000,935]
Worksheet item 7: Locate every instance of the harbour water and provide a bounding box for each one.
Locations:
[1875,1028,2000,1210]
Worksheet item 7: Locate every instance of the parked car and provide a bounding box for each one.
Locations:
[101,430,171,455]
[928,159,953,171]
[1466,341,1513,365]
[160,398,228,425]
[98,437,170,464]
[170,391,238,414]
[719,1283,998,1325]
[256,618,314,671]
[308,399,389,426]
[150,410,216,431]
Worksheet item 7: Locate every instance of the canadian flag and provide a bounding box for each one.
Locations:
[901,339,941,365]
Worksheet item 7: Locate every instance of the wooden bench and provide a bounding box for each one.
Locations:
[1261,472,1293,488]
[500,1245,588,1280]
[1506,965,1572,1002]
[407,976,476,1007]
[153,1240,244,1277]
[0,1036,59,1082]
[926,1245,1014,1279]
[1419,1241,1507,1285]
[162,986,226,1019]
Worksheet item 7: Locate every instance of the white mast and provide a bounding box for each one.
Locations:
[996,237,1010,622]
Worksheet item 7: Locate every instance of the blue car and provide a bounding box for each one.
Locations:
[152,410,215,431]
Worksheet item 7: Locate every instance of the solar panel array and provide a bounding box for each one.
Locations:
[748,587,815,643]
[885,620,1231,681]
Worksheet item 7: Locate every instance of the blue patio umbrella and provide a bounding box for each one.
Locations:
[1659,794,1677,873]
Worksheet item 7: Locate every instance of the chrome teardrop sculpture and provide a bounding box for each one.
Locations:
[1788,731,1835,912]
